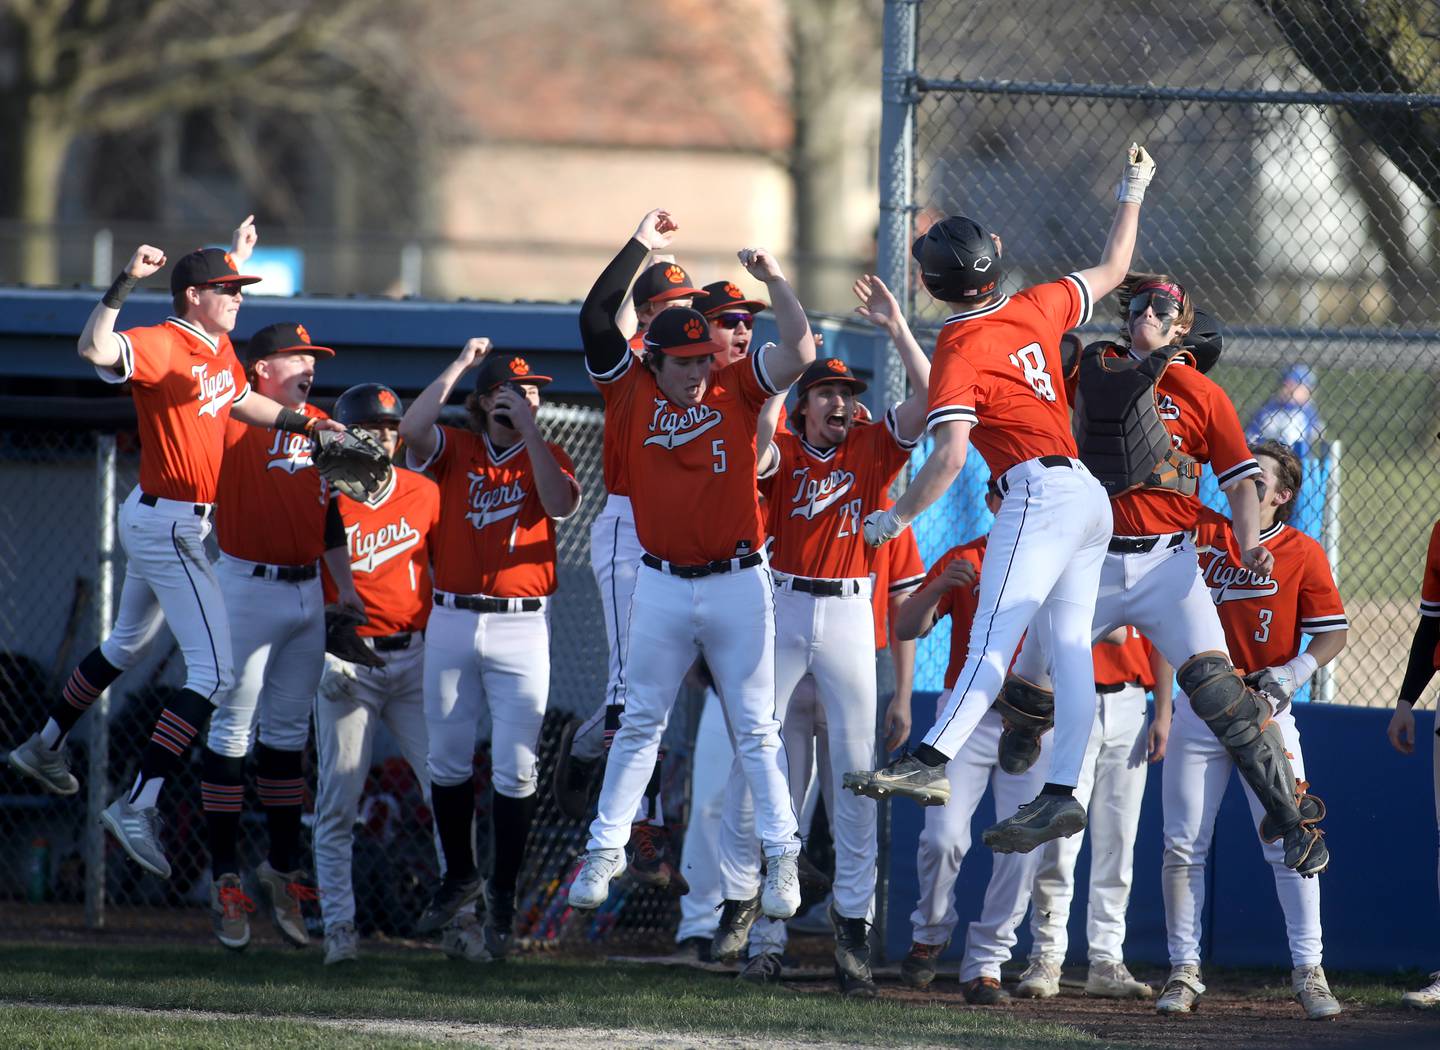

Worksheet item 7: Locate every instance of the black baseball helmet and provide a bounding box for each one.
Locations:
[912,216,1004,305]
[333,383,404,426]
[1184,309,1223,374]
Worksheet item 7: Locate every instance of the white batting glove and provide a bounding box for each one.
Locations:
[1244,653,1316,713]
[319,656,359,704]
[862,507,909,548]
[1115,142,1156,205]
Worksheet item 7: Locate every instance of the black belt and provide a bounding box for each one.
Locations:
[139,492,208,516]
[251,563,318,582]
[442,595,542,613]
[641,551,764,578]
[1096,680,1143,694]
[1108,531,1186,555]
[372,632,417,652]
[778,575,864,597]
[997,455,1073,496]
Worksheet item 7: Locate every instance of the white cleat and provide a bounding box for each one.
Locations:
[100,796,171,878]
[1155,964,1205,1015]
[1086,960,1153,999]
[1016,957,1062,999]
[761,851,801,919]
[1402,971,1440,1010]
[1292,965,1342,1020]
[323,921,359,966]
[8,734,79,796]
[568,848,625,910]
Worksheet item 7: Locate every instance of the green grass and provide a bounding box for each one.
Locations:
[0,942,1114,1049]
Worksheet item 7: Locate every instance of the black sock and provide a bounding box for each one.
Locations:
[1040,782,1074,797]
[490,791,539,901]
[51,649,123,742]
[129,688,212,804]
[913,743,949,768]
[256,742,306,872]
[201,747,246,878]
[642,750,665,825]
[431,778,477,883]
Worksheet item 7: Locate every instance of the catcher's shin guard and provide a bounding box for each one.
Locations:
[1178,652,1328,876]
[993,675,1055,775]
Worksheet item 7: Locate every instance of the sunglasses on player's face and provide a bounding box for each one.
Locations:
[206,282,247,298]
[714,312,753,330]
[1128,289,1182,321]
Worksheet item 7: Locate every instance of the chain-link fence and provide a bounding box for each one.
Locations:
[0,401,690,944]
[880,0,1440,707]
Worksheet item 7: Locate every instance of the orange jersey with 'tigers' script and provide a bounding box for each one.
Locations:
[214,403,329,565]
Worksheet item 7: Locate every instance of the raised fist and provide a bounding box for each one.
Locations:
[738,247,785,283]
[126,245,168,279]
[458,337,492,368]
[634,209,678,251]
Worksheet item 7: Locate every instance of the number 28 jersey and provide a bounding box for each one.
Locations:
[926,275,1094,478]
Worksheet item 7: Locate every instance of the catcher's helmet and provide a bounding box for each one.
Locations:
[1184,309,1223,374]
[912,216,1004,305]
[333,383,404,426]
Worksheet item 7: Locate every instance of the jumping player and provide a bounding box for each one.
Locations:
[201,322,364,952]
[846,143,1157,853]
[569,238,816,916]
[7,219,346,880]
[1158,441,1346,1019]
[398,340,581,952]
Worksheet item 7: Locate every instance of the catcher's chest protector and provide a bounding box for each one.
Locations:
[1074,343,1200,498]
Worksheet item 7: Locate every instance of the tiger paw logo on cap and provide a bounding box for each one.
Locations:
[826,359,849,374]
[296,323,312,345]
[509,357,532,376]
[683,318,705,339]
[222,252,238,273]
[665,265,686,285]
[377,389,398,409]
[724,282,744,299]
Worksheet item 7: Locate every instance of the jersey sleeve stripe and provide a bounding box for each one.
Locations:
[752,345,782,396]
[95,332,135,385]
[884,403,920,450]
[408,424,445,473]
[1300,616,1348,632]
[758,442,781,480]
[1420,600,1440,618]
[1063,272,1094,327]
[232,381,251,405]
[1214,458,1262,488]
[889,573,925,593]
[587,348,633,383]
[926,405,978,432]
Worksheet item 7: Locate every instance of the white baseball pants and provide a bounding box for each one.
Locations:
[101,487,234,699]
[910,707,1048,980]
[207,554,326,757]
[589,493,643,721]
[588,563,799,858]
[922,460,1112,788]
[1162,693,1322,968]
[423,603,549,796]
[1027,683,1150,965]
[676,687,735,943]
[313,641,434,933]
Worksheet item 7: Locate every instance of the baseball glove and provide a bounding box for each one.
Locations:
[314,428,390,500]
[325,606,385,669]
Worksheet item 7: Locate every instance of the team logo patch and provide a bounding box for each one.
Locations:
[192,364,237,418]
[1200,547,1278,601]
[346,516,421,572]
[296,323,312,345]
[509,357,531,376]
[973,256,992,272]
[644,398,722,449]
[377,389,398,409]
[724,282,744,299]
[223,252,238,273]
[826,359,849,374]
[465,471,526,529]
[683,319,705,339]
[265,430,315,474]
[1157,394,1181,421]
[664,265,686,285]
[788,466,856,520]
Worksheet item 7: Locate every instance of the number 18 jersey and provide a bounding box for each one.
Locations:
[925,275,1094,477]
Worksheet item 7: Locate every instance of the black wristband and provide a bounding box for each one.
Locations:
[102,272,139,309]
[275,407,315,435]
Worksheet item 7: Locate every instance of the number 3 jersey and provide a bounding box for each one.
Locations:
[761,410,916,580]
[925,275,1094,477]
[1192,505,1347,674]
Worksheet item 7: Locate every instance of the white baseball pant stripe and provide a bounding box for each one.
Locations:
[313,642,436,932]
[424,604,549,797]
[909,707,1048,980]
[1027,684,1149,965]
[1011,539,1232,705]
[676,687,735,942]
[922,461,1112,787]
[589,493,642,721]
[101,486,234,698]
[589,563,799,858]
[1162,693,1322,968]
[207,555,326,757]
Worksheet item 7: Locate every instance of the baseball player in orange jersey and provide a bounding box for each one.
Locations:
[306,384,449,965]
[847,143,1157,852]
[399,340,581,949]
[1391,495,1440,1010]
[714,275,929,995]
[1016,627,1167,1001]
[1158,441,1346,1019]
[892,481,1050,1005]
[200,322,364,952]
[7,218,347,880]
[569,241,816,914]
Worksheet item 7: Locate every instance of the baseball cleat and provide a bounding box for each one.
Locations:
[442,913,494,963]
[962,976,1009,1005]
[481,879,515,961]
[761,851,801,918]
[711,895,763,962]
[100,796,171,878]
[901,939,947,990]
[210,873,254,951]
[8,734,79,796]
[982,795,1086,854]
[1085,960,1152,999]
[829,902,874,991]
[415,873,484,934]
[843,753,950,806]
[552,719,603,822]
[1292,965,1342,1020]
[567,848,625,911]
[738,952,784,984]
[1402,971,1440,1009]
[627,821,689,895]
[256,860,315,948]
[323,921,359,966]
[1155,964,1205,1014]
[1016,957,1062,999]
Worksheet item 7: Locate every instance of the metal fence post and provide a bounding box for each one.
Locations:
[85,432,117,929]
